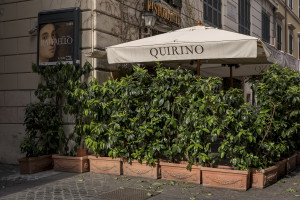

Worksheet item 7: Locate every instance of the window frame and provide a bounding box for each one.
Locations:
[298,38,300,58]
[262,11,270,43]
[289,31,293,55]
[299,0,300,17]
[163,0,182,8]
[289,0,293,9]
[277,23,282,50]
[204,0,222,29]
[238,0,251,35]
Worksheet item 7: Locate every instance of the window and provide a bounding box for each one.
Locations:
[277,24,282,50]
[204,0,222,28]
[289,0,293,9]
[163,0,182,8]
[289,31,293,54]
[262,11,270,43]
[299,39,300,58]
[239,0,251,35]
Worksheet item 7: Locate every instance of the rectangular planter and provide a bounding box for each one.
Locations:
[286,154,297,174]
[52,155,89,173]
[297,151,300,166]
[88,155,122,175]
[123,160,160,179]
[201,166,250,191]
[251,165,278,188]
[160,161,201,184]
[276,159,287,179]
[18,155,53,174]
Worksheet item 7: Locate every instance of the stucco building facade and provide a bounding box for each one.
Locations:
[0,0,299,164]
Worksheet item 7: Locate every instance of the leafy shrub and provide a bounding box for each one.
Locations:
[220,65,300,170]
[21,102,63,157]
[251,65,300,160]
[84,64,245,167]
[20,62,92,157]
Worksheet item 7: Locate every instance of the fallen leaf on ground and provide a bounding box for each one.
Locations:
[286,188,296,193]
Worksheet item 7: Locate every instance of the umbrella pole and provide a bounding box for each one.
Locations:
[197,60,201,78]
[230,66,233,88]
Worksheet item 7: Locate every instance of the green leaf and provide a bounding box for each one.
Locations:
[185,117,190,125]
[203,128,210,133]
[221,152,225,159]
[159,99,164,106]
[248,136,252,142]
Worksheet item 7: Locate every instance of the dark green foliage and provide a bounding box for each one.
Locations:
[251,65,300,163]
[84,63,299,170]
[21,102,63,157]
[220,64,300,170]
[22,61,299,171]
[84,64,236,167]
[20,62,92,157]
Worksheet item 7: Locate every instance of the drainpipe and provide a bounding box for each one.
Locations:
[285,0,287,52]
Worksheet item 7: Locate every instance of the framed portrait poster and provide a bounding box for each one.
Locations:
[38,7,80,66]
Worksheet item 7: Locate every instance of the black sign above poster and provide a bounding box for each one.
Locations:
[38,7,80,67]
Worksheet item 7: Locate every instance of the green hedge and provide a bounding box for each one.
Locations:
[22,62,299,171]
[83,64,299,169]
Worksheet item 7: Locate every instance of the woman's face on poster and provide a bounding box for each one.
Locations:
[39,24,56,62]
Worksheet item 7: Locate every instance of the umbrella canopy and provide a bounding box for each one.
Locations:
[106,25,271,65]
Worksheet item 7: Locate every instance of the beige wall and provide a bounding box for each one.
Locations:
[276,0,300,59]
[251,0,276,44]
[181,0,203,27]
[0,0,297,164]
[0,0,184,164]
[222,0,239,32]
[0,0,95,164]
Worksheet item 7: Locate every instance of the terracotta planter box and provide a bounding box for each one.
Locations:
[123,160,160,179]
[160,161,201,184]
[286,154,297,174]
[18,155,53,174]
[297,151,300,166]
[52,155,89,173]
[88,156,122,175]
[251,165,278,188]
[276,159,287,179]
[201,166,250,191]
[77,148,88,157]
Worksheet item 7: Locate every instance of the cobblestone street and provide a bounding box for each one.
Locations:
[0,164,300,200]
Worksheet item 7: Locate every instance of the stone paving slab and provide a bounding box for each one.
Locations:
[0,164,299,200]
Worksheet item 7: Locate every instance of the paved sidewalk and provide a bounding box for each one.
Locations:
[0,164,300,200]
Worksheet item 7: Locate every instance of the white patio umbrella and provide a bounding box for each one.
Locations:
[106,25,274,86]
[107,26,272,63]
